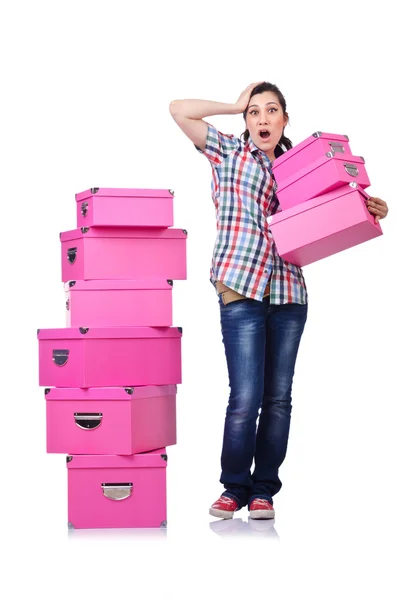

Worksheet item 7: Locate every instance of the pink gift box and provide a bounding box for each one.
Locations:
[275,152,370,211]
[75,187,174,228]
[268,183,382,267]
[272,131,352,182]
[37,326,182,387]
[60,227,187,282]
[46,385,177,455]
[67,449,168,529]
[65,279,173,327]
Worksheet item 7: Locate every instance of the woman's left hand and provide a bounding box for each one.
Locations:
[366,196,389,223]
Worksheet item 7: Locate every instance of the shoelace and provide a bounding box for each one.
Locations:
[218,497,236,506]
[252,499,272,507]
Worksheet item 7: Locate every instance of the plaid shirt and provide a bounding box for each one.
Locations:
[196,124,308,304]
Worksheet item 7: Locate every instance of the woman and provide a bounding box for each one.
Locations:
[169,82,389,520]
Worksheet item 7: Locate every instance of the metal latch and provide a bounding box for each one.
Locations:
[344,163,359,177]
[101,483,133,501]
[67,247,77,264]
[74,413,103,430]
[52,349,69,367]
[329,142,345,153]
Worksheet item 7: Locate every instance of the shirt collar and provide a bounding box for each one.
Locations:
[246,136,273,168]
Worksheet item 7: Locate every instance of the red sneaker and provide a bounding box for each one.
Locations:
[209,495,239,519]
[249,498,275,520]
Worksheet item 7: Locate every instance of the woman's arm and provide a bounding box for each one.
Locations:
[169,83,261,151]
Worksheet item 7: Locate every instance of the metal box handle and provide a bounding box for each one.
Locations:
[329,142,345,153]
[101,483,133,501]
[81,202,88,218]
[344,163,359,177]
[74,413,102,430]
[52,349,69,366]
[67,247,77,264]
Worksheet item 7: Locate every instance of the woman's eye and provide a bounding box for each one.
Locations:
[269,108,278,113]
[249,110,258,115]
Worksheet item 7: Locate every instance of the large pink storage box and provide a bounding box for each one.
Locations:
[46,385,177,455]
[67,449,168,529]
[268,183,382,267]
[37,326,182,387]
[75,187,174,228]
[60,227,187,282]
[272,132,352,181]
[274,152,370,211]
[65,279,173,327]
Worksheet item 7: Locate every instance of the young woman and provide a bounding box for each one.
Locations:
[169,82,389,520]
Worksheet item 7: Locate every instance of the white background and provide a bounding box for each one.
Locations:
[1,0,396,597]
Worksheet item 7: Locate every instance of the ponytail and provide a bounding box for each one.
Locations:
[274,133,293,158]
[242,128,250,143]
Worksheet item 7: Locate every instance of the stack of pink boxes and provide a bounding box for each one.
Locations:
[37,188,187,529]
[268,132,383,265]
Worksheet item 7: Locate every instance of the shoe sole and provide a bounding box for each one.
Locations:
[209,507,235,519]
[249,509,275,520]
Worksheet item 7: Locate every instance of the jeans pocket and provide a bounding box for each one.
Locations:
[219,290,248,307]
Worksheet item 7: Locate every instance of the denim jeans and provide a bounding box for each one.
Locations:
[218,295,308,508]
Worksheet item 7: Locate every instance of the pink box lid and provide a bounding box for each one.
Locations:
[60,227,188,243]
[66,448,168,470]
[37,326,183,340]
[64,279,174,292]
[75,188,174,201]
[275,153,366,194]
[45,384,177,401]
[268,183,380,229]
[273,131,351,169]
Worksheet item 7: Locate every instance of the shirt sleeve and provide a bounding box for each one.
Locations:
[195,124,240,166]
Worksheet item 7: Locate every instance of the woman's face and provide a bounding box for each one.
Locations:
[245,91,289,160]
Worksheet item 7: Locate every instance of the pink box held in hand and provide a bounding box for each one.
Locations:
[75,187,174,228]
[274,152,370,211]
[37,326,182,388]
[272,131,352,182]
[268,183,382,267]
[67,449,168,529]
[60,227,187,282]
[46,385,177,455]
[65,279,174,327]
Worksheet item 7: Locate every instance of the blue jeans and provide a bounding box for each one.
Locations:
[218,295,308,508]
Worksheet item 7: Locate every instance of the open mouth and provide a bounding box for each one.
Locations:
[259,129,270,140]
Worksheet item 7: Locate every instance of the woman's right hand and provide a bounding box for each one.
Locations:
[234,82,262,113]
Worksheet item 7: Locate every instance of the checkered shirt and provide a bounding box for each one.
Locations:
[196,124,308,304]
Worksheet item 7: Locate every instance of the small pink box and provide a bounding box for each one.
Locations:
[268,183,382,267]
[67,449,168,529]
[272,131,352,181]
[65,279,173,327]
[37,326,182,387]
[75,187,174,228]
[275,152,371,211]
[60,227,187,282]
[46,385,177,455]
